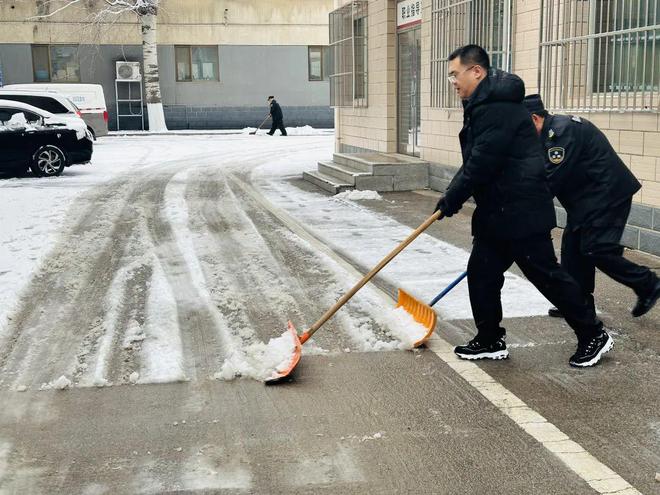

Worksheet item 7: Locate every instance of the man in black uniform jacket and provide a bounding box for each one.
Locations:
[267,96,287,136]
[435,45,611,367]
[523,94,660,319]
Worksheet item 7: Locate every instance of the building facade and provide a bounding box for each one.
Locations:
[330,0,660,255]
[0,0,334,130]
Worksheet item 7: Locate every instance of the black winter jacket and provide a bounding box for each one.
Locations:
[441,69,557,240]
[540,114,641,228]
[270,100,284,122]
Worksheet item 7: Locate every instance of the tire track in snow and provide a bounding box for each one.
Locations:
[0,141,326,388]
[151,167,236,380]
[192,169,306,344]
[144,146,301,381]
[0,138,353,387]
[0,173,161,389]
[0,159,210,388]
[228,174,419,353]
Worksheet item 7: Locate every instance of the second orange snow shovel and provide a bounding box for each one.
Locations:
[266,210,443,383]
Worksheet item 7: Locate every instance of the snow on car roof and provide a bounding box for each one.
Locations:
[0,98,55,117]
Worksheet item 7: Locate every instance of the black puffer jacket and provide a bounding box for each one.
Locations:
[441,69,557,240]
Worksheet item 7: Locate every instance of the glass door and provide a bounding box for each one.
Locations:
[397,26,421,156]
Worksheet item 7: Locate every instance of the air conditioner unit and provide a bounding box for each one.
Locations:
[116,61,141,81]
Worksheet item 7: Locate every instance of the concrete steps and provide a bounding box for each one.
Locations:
[318,160,371,185]
[303,152,430,194]
[302,170,353,194]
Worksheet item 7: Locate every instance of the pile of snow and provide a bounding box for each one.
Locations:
[334,190,382,201]
[240,125,333,136]
[216,329,297,382]
[0,111,87,139]
[341,431,385,442]
[284,125,333,136]
[40,375,72,390]
[384,306,431,348]
[0,112,36,133]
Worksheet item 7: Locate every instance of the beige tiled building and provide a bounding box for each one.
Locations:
[328,0,660,255]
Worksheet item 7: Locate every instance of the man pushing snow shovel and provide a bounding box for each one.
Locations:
[266,96,287,136]
[434,45,611,368]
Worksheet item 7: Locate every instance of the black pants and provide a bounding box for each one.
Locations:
[268,120,287,136]
[561,200,657,310]
[468,233,603,345]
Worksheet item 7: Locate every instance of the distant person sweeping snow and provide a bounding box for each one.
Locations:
[266,96,287,136]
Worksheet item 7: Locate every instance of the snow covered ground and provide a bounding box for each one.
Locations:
[0,132,552,389]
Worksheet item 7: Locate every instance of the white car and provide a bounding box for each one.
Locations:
[2,84,109,138]
[0,89,86,134]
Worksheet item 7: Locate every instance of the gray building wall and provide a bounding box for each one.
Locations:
[0,43,333,130]
[0,44,33,84]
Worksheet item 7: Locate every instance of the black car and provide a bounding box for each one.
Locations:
[0,100,93,177]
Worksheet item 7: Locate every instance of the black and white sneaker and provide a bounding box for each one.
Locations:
[631,279,660,317]
[569,331,613,368]
[454,337,508,360]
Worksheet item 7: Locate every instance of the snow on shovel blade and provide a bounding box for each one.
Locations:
[264,321,302,384]
[396,288,437,347]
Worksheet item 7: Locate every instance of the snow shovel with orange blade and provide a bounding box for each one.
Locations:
[265,210,443,384]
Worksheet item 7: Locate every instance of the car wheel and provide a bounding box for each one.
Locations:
[87,126,96,141]
[31,145,66,177]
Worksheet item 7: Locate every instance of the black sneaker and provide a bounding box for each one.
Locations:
[548,307,563,318]
[631,279,660,317]
[569,331,613,368]
[454,337,508,360]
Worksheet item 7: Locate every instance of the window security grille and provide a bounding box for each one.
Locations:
[329,1,369,107]
[540,0,659,112]
[430,0,512,108]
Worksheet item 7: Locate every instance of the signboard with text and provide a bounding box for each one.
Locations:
[397,0,422,29]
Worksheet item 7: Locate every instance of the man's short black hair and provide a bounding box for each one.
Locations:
[448,45,490,71]
[267,95,275,100]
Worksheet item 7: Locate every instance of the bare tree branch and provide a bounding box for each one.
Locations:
[24,0,168,131]
[30,0,159,20]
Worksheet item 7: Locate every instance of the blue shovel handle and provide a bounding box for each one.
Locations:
[429,271,468,307]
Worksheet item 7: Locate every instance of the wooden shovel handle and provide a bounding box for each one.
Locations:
[299,209,443,343]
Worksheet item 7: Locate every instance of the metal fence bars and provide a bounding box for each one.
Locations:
[430,0,513,108]
[540,0,660,112]
[329,0,369,107]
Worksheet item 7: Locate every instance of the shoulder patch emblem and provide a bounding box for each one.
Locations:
[548,146,565,165]
[571,115,582,123]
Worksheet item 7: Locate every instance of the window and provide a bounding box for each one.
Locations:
[175,46,219,82]
[540,0,659,112]
[430,0,512,108]
[32,45,80,83]
[24,111,41,123]
[0,108,21,124]
[0,95,69,114]
[328,0,368,107]
[0,109,40,126]
[308,46,330,81]
[353,17,367,99]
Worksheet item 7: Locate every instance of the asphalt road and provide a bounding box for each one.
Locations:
[0,146,657,494]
